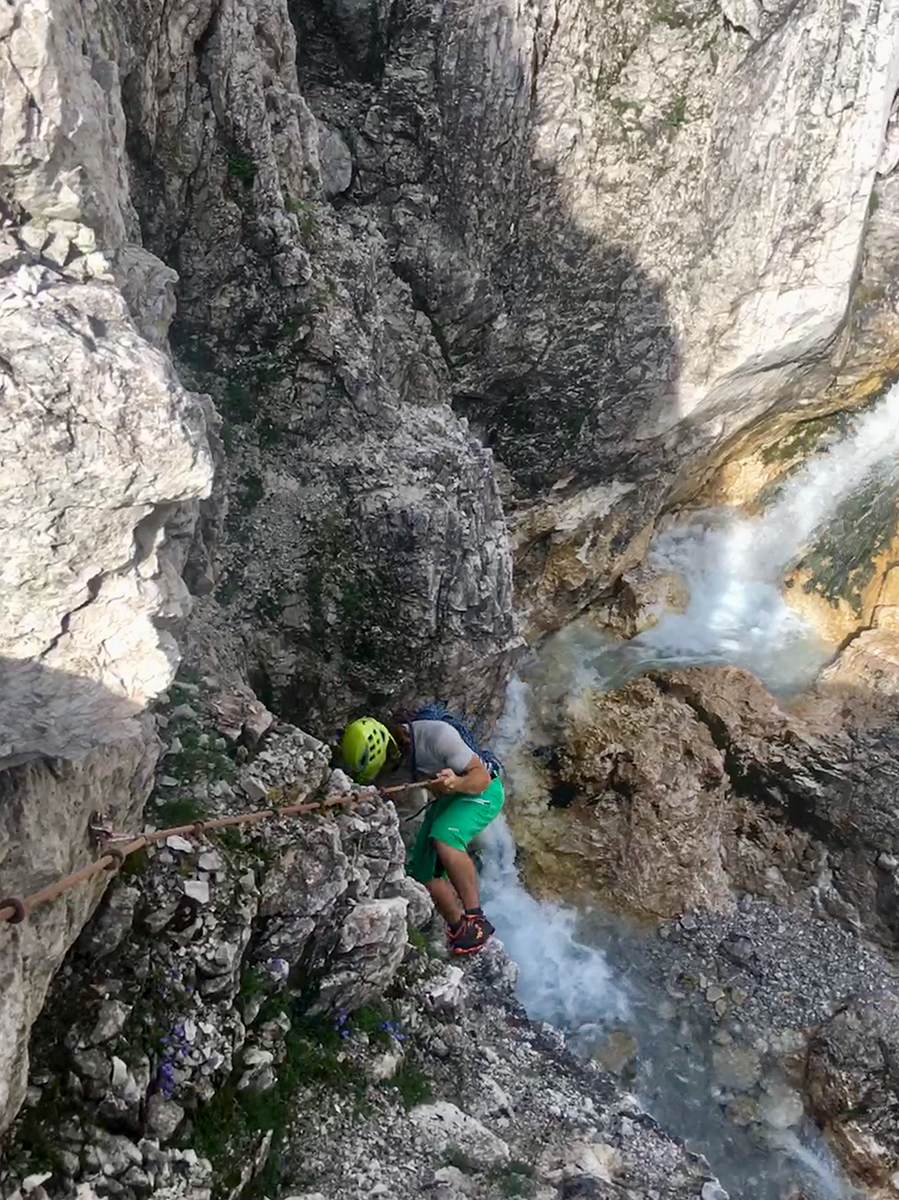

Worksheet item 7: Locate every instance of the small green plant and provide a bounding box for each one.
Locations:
[351,1002,401,1045]
[152,796,206,826]
[650,0,691,25]
[191,1010,361,1199]
[257,417,281,448]
[444,1146,478,1173]
[239,967,266,1003]
[665,95,687,129]
[854,280,886,307]
[407,926,432,954]
[227,153,257,185]
[221,380,255,423]
[489,1161,537,1198]
[220,421,237,455]
[382,1061,432,1109]
[164,726,236,784]
[215,826,244,852]
[236,471,264,512]
[283,194,319,236]
[215,575,238,606]
[610,97,643,116]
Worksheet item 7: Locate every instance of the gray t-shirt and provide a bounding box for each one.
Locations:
[409,720,477,777]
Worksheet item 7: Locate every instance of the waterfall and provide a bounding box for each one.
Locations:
[633,383,899,692]
[479,817,629,1028]
[472,391,899,1197]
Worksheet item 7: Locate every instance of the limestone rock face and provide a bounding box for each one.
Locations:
[89,0,519,726]
[0,0,212,1137]
[0,0,214,746]
[295,0,899,633]
[84,0,899,712]
[0,727,157,1134]
[665,659,899,868]
[0,261,212,761]
[642,663,899,940]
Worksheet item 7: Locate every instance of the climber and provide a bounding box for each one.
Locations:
[337,716,503,955]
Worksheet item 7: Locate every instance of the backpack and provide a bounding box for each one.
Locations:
[410,702,504,777]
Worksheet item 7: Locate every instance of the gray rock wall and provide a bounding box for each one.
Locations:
[0,724,157,1136]
[295,0,899,631]
[45,0,898,725]
[0,0,213,1135]
[4,0,899,1153]
[99,0,520,726]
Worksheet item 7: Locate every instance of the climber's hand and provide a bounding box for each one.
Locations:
[433,768,458,793]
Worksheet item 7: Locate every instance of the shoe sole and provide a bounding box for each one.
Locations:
[449,937,492,956]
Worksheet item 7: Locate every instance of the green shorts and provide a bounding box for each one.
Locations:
[406,776,504,885]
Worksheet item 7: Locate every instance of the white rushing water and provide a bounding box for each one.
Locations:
[632,383,899,692]
[479,817,629,1027]
[479,676,629,1027]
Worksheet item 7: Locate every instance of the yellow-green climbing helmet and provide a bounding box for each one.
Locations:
[338,718,396,783]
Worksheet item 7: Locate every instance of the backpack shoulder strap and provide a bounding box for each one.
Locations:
[408,722,418,779]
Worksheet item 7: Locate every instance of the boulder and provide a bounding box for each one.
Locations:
[314,896,409,1012]
[509,676,733,918]
[410,1101,510,1169]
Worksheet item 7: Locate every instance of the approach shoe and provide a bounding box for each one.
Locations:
[447,908,495,956]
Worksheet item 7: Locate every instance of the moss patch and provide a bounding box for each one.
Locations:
[152,795,207,827]
[380,1061,433,1109]
[796,468,899,615]
[759,410,859,467]
[490,1161,537,1198]
[226,153,257,186]
[164,727,236,785]
[650,0,694,25]
[664,95,687,130]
